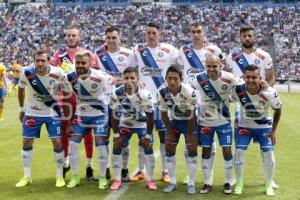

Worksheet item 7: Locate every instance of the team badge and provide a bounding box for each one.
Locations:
[49,80,55,85]
[259,100,265,106]
[254,59,260,65]
[221,84,228,90]
[158,52,164,57]
[92,83,98,89]
[118,56,124,62]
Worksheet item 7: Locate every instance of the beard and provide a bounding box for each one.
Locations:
[242,41,254,49]
[67,41,79,48]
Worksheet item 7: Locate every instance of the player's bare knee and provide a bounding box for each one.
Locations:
[23,138,34,148]
[51,138,62,149]
[222,147,232,157]
[202,147,212,158]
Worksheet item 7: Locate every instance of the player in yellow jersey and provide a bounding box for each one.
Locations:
[8,61,21,96]
[0,62,7,120]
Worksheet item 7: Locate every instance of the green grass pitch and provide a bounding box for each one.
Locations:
[0,93,299,200]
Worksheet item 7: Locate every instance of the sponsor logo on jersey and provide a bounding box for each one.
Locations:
[201,127,212,135]
[187,68,202,75]
[141,66,163,77]
[239,128,249,135]
[25,118,36,126]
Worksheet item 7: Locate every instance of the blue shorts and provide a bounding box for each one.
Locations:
[166,120,198,145]
[0,88,6,100]
[235,127,273,152]
[12,78,20,85]
[22,115,61,139]
[72,115,108,137]
[198,123,233,147]
[119,127,154,146]
[154,104,165,131]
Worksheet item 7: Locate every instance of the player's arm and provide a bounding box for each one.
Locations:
[18,72,27,122]
[266,68,275,87]
[268,91,282,145]
[223,55,233,73]
[141,93,154,148]
[110,94,123,149]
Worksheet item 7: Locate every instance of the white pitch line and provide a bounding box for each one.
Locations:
[104,150,160,200]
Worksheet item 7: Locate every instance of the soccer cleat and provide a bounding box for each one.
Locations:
[234,180,243,195]
[67,176,80,188]
[200,184,212,194]
[15,177,32,187]
[85,166,94,181]
[223,183,232,194]
[56,177,66,187]
[187,185,196,194]
[146,180,157,190]
[110,180,122,190]
[182,175,188,185]
[161,171,170,183]
[271,180,279,189]
[163,183,176,193]
[121,168,130,182]
[106,168,111,180]
[99,176,108,189]
[131,171,146,182]
[63,166,70,178]
[265,181,275,196]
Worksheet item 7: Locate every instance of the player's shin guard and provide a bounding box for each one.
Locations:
[122,145,130,170]
[138,145,145,172]
[187,152,198,186]
[160,143,167,172]
[145,149,155,181]
[96,143,108,177]
[54,148,64,178]
[69,141,80,176]
[166,153,176,185]
[202,154,212,185]
[262,150,275,182]
[224,154,234,184]
[234,149,246,182]
[22,147,33,178]
[112,149,122,181]
[83,130,94,167]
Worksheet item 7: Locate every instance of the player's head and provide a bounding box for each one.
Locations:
[124,67,139,90]
[244,64,261,90]
[34,50,50,75]
[65,28,80,48]
[190,22,206,45]
[75,51,91,75]
[166,65,183,92]
[205,54,221,80]
[105,26,121,51]
[240,26,256,49]
[145,22,161,48]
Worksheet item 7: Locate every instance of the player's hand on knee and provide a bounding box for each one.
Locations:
[187,134,198,149]
[141,138,150,149]
[113,136,124,149]
[268,131,276,145]
[18,111,24,122]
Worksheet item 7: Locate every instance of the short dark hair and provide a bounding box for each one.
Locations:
[240,26,255,34]
[191,22,202,28]
[33,50,50,61]
[124,67,139,77]
[245,64,260,72]
[147,22,160,30]
[166,65,183,80]
[105,26,120,35]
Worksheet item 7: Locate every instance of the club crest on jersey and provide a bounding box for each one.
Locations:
[118,56,124,62]
[49,80,55,85]
[158,52,164,57]
[254,59,260,65]
[259,100,265,106]
[222,84,228,90]
[92,83,98,89]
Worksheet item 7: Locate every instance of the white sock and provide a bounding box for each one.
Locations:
[112,154,122,181]
[209,142,217,183]
[202,158,212,185]
[145,154,155,181]
[69,141,80,176]
[234,149,246,182]
[86,158,93,168]
[187,156,198,186]
[224,158,234,184]
[106,143,110,169]
[54,149,64,178]
[166,155,176,185]
[160,143,167,172]
[64,156,70,168]
[122,145,130,169]
[138,146,145,172]
[263,151,275,183]
[97,145,108,177]
[22,149,33,178]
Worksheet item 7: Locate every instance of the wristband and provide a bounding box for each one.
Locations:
[19,107,25,112]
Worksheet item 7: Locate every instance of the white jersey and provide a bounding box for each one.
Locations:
[226,47,273,79]
[110,86,153,128]
[19,65,66,117]
[65,68,113,117]
[157,83,196,120]
[134,43,179,102]
[178,44,223,86]
[231,83,281,129]
[192,70,239,127]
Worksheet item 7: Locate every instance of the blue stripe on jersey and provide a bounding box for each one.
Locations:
[159,86,174,109]
[58,47,73,64]
[138,44,165,89]
[231,48,249,74]
[67,71,105,112]
[24,67,61,116]
[95,48,120,73]
[196,73,230,121]
[235,84,272,125]
[183,43,205,70]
